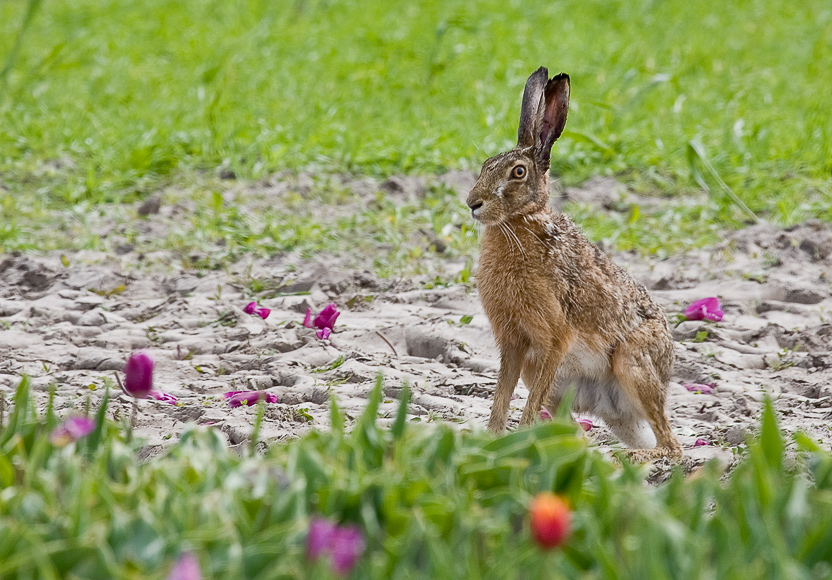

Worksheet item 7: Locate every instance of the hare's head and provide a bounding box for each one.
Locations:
[467,68,569,225]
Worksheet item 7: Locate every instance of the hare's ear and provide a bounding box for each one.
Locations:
[517,67,548,148]
[534,73,570,170]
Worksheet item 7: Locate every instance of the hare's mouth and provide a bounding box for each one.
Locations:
[468,201,484,221]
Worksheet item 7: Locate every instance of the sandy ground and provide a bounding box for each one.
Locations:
[2,177,831,473]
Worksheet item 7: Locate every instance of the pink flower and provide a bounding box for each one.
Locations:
[306,518,365,577]
[304,303,340,339]
[149,390,178,404]
[223,390,278,407]
[539,408,552,420]
[693,438,709,447]
[307,518,338,560]
[330,525,365,576]
[684,383,715,395]
[123,351,154,398]
[244,301,271,319]
[50,416,95,446]
[576,418,593,431]
[314,304,340,329]
[684,297,724,322]
[167,552,201,580]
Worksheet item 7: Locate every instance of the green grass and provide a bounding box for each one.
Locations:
[3,376,832,579]
[2,0,832,257]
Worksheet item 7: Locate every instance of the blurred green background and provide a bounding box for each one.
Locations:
[2,0,831,254]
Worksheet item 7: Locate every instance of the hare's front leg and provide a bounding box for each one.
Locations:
[487,342,529,433]
[518,342,568,426]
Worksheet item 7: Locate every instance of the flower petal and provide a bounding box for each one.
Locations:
[684,297,724,322]
[330,525,365,577]
[576,418,593,431]
[149,390,178,404]
[306,518,337,561]
[303,307,314,328]
[693,438,709,447]
[243,302,257,315]
[313,303,340,330]
[167,552,201,580]
[50,416,96,446]
[683,383,715,395]
[123,351,154,398]
[317,327,332,340]
[255,307,271,320]
[539,408,552,420]
[225,390,276,407]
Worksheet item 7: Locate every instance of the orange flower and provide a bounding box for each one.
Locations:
[529,493,571,549]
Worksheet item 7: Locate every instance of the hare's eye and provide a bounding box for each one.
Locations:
[511,165,527,179]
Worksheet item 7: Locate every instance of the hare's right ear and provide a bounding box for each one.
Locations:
[534,73,570,170]
[517,67,549,148]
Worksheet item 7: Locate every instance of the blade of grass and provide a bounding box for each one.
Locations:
[0,0,45,87]
[687,137,759,223]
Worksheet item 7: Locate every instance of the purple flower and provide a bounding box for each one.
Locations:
[244,301,271,319]
[684,383,715,395]
[330,525,365,576]
[167,552,201,580]
[693,438,710,447]
[307,518,338,560]
[223,390,278,407]
[684,297,724,322]
[306,518,365,577]
[314,304,340,330]
[50,416,95,446]
[123,351,154,398]
[149,390,178,404]
[304,304,340,339]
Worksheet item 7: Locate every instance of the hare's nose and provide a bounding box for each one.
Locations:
[468,200,483,211]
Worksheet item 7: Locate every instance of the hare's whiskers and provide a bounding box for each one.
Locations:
[497,223,517,256]
[504,222,527,259]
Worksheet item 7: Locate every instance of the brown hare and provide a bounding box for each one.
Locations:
[467,67,681,461]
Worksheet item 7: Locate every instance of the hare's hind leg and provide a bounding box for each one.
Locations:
[603,418,657,449]
[611,329,682,461]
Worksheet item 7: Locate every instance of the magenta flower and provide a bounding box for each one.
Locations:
[304,303,340,339]
[244,301,271,320]
[684,297,724,322]
[306,518,365,577]
[149,390,178,404]
[223,390,278,407]
[684,383,715,395]
[330,525,366,576]
[307,518,338,560]
[693,438,710,447]
[50,416,95,446]
[576,418,594,431]
[167,552,201,580]
[539,408,552,420]
[123,351,154,398]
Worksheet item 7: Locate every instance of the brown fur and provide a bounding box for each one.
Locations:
[467,68,681,461]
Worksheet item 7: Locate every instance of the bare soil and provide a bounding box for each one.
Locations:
[2,177,831,473]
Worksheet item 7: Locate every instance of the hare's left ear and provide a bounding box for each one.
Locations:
[534,73,570,171]
[517,67,549,149]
